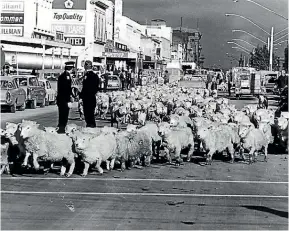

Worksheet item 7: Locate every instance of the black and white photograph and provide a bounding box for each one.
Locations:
[0,0,288,230]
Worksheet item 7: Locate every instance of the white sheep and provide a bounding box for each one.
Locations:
[238,124,269,164]
[115,130,153,170]
[72,131,117,176]
[197,126,235,165]
[19,120,75,177]
[159,126,194,165]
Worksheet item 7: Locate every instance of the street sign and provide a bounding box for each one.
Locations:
[11,54,16,65]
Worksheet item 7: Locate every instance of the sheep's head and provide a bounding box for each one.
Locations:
[127,124,138,132]
[169,114,180,127]
[276,117,288,131]
[238,123,254,139]
[19,120,39,139]
[44,127,58,134]
[158,123,170,137]
[197,127,210,140]
[5,122,19,138]
[73,133,93,151]
[65,124,79,136]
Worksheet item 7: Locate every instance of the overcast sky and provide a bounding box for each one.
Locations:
[123,0,288,69]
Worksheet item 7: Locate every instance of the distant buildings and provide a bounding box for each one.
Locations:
[172,27,203,66]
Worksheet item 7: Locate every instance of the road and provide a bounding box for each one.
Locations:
[1,83,288,230]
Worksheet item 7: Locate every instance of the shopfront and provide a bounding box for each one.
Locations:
[103,51,138,72]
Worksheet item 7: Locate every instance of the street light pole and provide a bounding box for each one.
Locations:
[269,27,274,71]
[232,30,266,44]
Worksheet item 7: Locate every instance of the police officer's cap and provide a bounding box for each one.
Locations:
[65,61,75,68]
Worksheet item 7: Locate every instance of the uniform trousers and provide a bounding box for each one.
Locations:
[57,102,70,133]
[83,97,97,128]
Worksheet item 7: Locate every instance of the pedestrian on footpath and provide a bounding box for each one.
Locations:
[79,60,100,128]
[120,69,126,90]
[56,61,75,134]
[206,71,213,90]
[127,69,132,89]
[103,70,110,93]
[211,77,218,98]
[228,70,232,97]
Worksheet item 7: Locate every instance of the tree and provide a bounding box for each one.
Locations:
[284,47,288,72]
[249,45,279,71]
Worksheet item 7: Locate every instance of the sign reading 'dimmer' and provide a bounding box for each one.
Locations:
[64,37,85,46]
[1,26,23,36]
[1,13,24,24]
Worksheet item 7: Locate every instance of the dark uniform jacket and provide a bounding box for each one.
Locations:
[56,71,72,105]
[80,71,99,100]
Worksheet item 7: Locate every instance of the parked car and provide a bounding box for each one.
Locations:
[0,76,26,113]
[106,75,121,90]
[38,79,56,106]
[12,75,46,109]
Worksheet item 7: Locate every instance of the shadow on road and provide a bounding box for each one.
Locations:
[242,205,288,219]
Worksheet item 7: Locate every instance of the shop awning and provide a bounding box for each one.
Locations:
[1,35,72,50]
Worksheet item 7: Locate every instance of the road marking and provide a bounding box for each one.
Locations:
[1,191,288,198]
[1,177,288,184]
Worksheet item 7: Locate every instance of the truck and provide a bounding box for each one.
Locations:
[234,68,266,99]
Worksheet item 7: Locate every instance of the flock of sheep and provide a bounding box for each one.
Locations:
[1,83,288,177]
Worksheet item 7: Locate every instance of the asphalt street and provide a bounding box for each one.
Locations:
[1,84,288,230]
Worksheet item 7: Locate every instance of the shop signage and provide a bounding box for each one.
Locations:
[64,36,85,46]
[1,13,24,24]
[52,0,86,10]
[52,10,86,22]
[1,26,23,36]
[103,52,129,59]
[51,24,85,36]
[1,1,24,12]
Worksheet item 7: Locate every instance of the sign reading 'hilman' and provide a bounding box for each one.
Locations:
[52,10,86,22]
[1,26,23,36]
[1,13,24,24]
[64,37,85,46]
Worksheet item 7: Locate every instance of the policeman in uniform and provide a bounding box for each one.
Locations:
[80,60,99,128]
[56,61,75,134]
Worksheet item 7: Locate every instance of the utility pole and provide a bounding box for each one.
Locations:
[269,27,274,71]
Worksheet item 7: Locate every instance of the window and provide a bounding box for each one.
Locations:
[29,77,39,86]
[1,80,15,89]
[17,78,28,86]
[46,81,51,89]
[39,81,45,88]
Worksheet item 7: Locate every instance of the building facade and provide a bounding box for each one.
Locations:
[1,0,72,73]
[172,28,202,65]
[145,19,173,63]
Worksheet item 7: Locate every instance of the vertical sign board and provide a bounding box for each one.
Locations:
[114,0,123,40]
[0,1,24,37]
[52,0,86,46]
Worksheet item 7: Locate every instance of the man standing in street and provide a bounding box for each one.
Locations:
[228,70,232,97]
[206,71,213,90]
[103,69,110,93]
[277,70,288,91]
[56,61,74,134]
[80,60,99,128]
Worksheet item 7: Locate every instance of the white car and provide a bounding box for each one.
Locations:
[38,79,56,106]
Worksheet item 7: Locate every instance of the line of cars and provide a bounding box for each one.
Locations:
[0,75,56,113]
